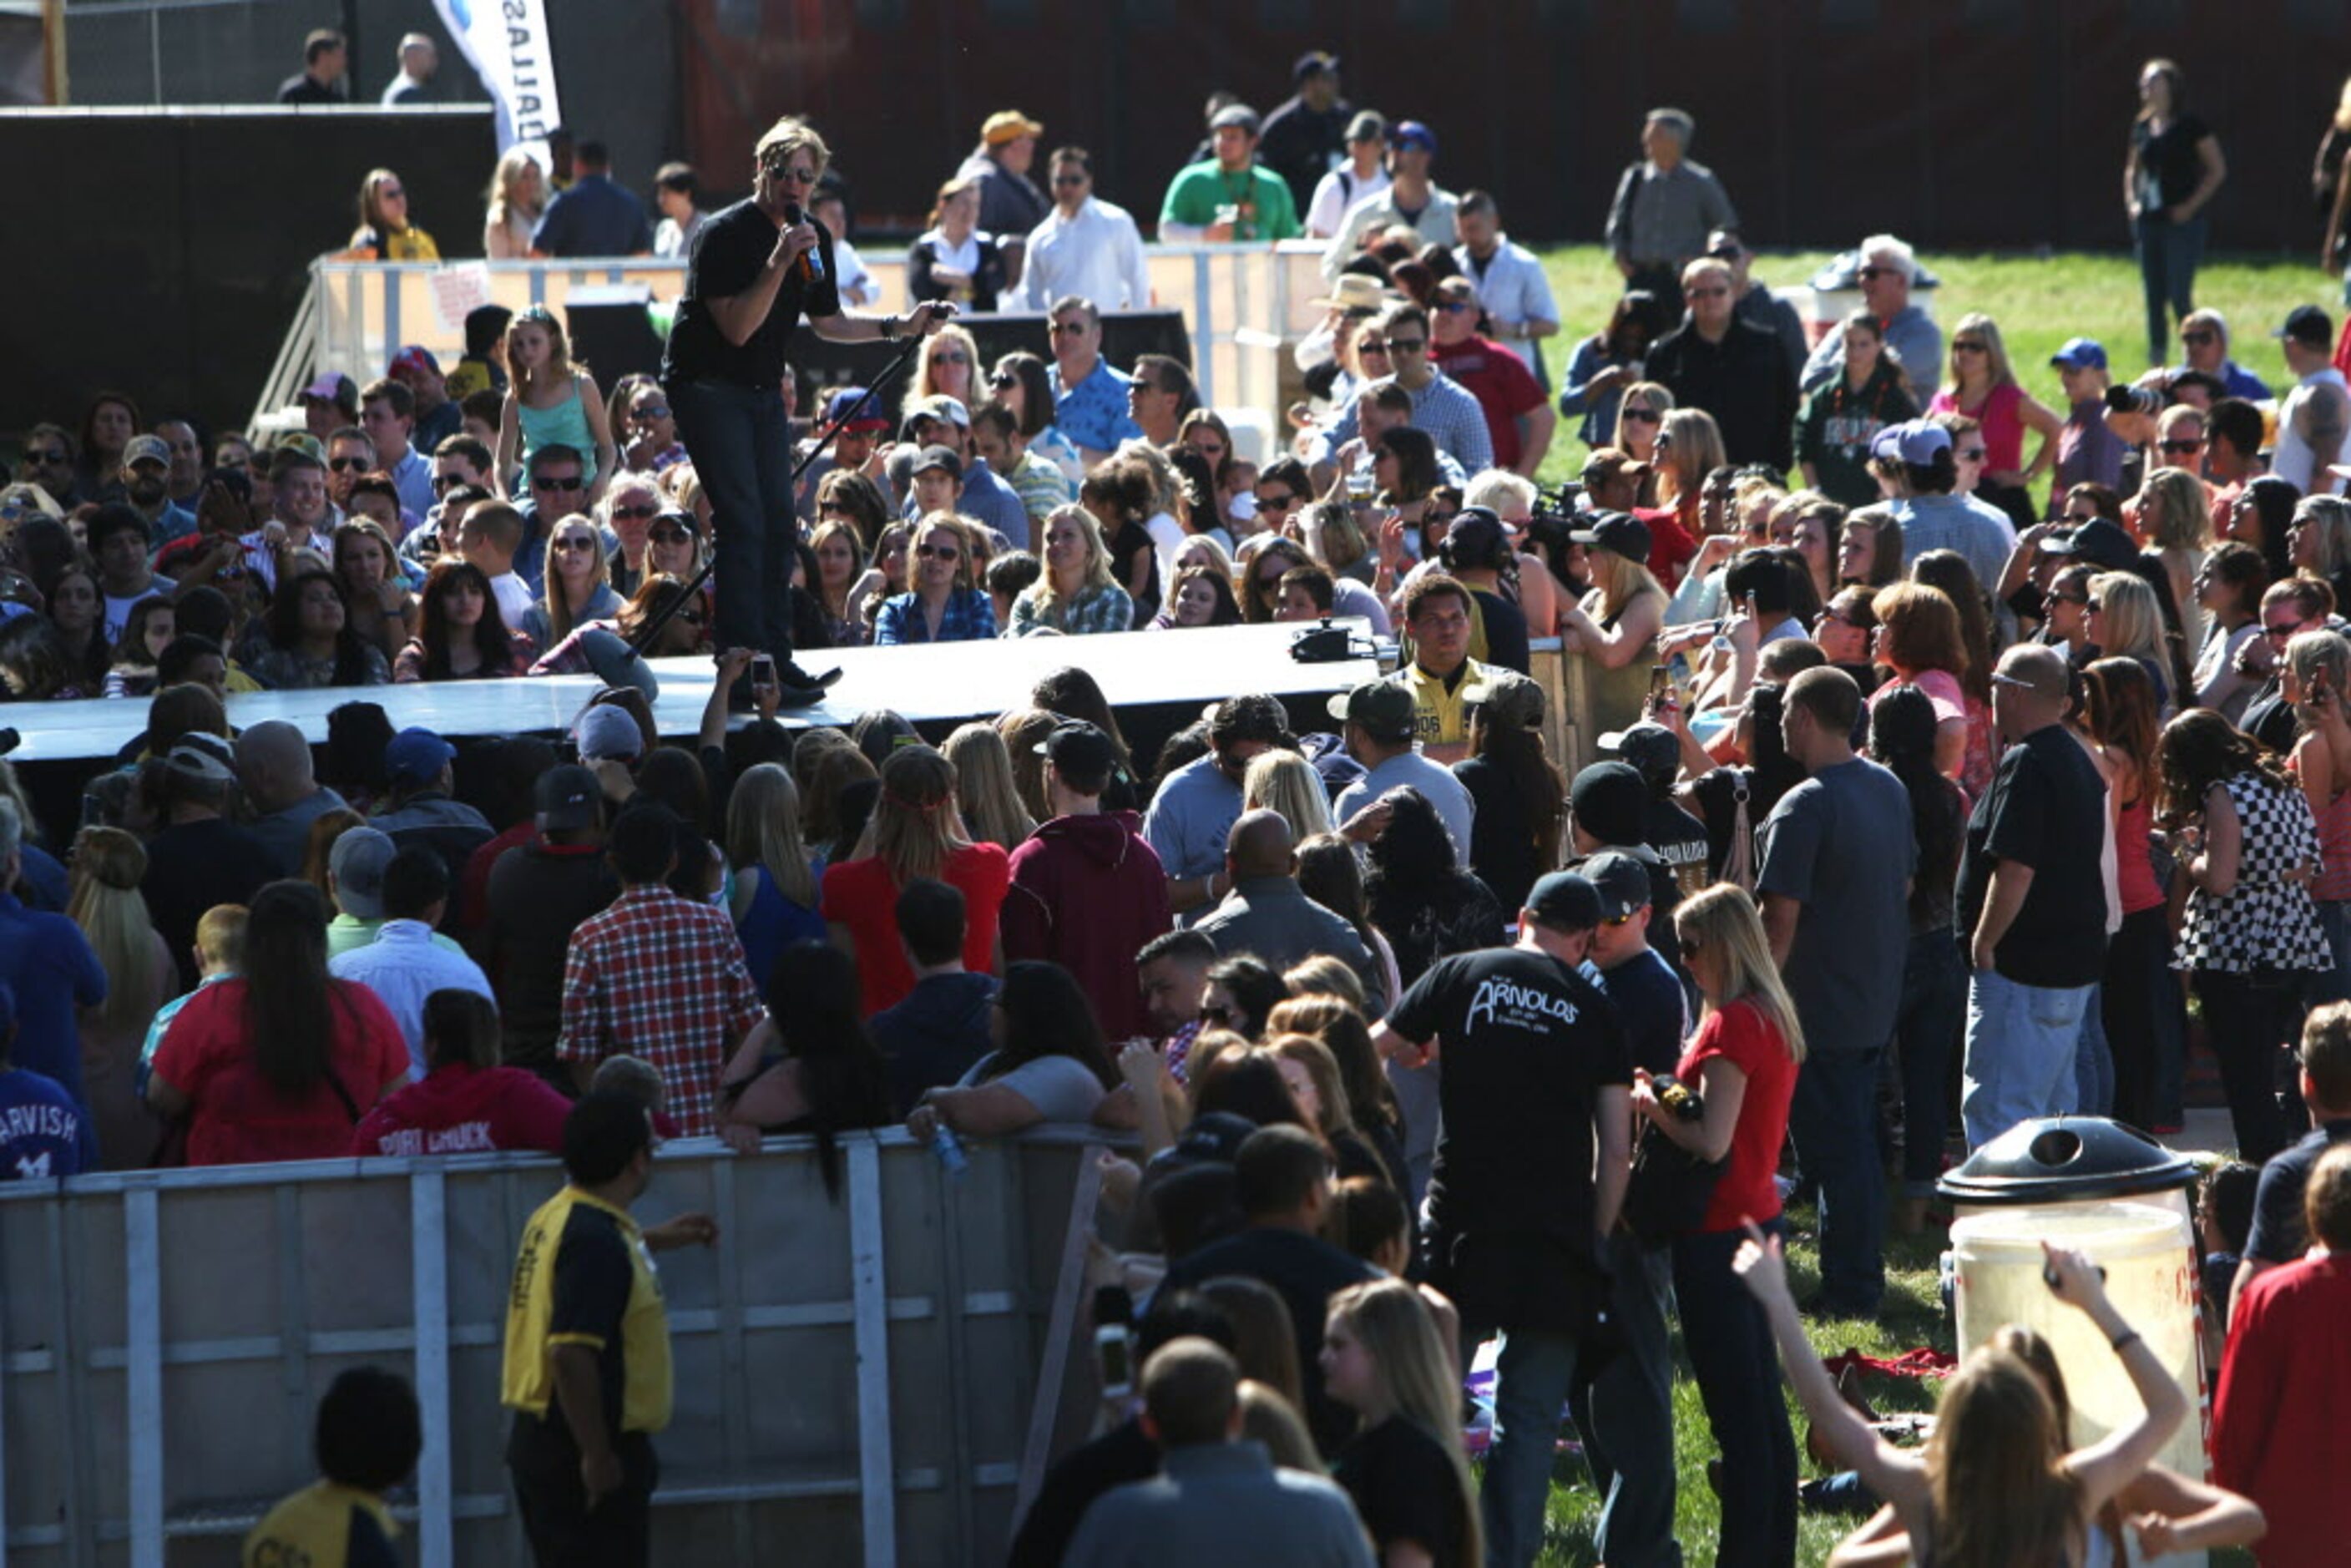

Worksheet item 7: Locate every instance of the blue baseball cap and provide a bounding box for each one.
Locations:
[1868,418,1952,467]
[385,726,457,785]
[1388,120,1438,156]
[2049,337,2108,372]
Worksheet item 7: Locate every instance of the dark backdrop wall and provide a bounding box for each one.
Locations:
[675,0,2349,254]
[4,109,495,443]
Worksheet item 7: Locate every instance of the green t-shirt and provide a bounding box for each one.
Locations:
[1158,159,1301,241]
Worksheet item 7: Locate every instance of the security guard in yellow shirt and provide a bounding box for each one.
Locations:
[500,1091,717,1566]
[242,1368,420,1568]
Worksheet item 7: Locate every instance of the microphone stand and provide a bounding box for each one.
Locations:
[624,330,932,661]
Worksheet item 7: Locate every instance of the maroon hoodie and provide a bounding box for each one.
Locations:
[1002,810,1172,1039]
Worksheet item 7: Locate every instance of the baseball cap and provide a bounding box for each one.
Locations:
[904,393,971,430]
[575,704,642,763]
[651,506,702,539]
[535,763,600,831]
[1568,761,1649,847]
[1524,871,1601,931]
[1326,679,1419,744]
[164,733,236,786]
[384,726,456,786]
[1599,721,1681,788]
[913,444,964,483]
[1991,645,2070,701]
[1293,49,1340,81]
[300,372,355,404]
[1035,720,1119,778]
[1439,507,1513,572]
[2274,305,2333,349]
[1388,120,1438,155]
[1464,669,1545,730]
[1345,109,1387,144]
[388,345,442,379]
[1569,509,1652,564]
[1868,418,1952,467]
[825,387,889,434]
[2048,337,2108,372]
[1580,447,1652,485]
[328,827,396,919]
[1581,850,1654,922]
[2039,517,2138,573]
[1210,104,1261,136]
[123,434,172,470]
[982,109,1045,145]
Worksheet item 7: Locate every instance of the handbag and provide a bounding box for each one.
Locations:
[1720,772,1757,893]
[1621,1119,1724,1248]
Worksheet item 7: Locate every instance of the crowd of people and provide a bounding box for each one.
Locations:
[12,38,2351,1568]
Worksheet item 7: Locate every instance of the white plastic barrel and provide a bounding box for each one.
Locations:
[1949,1202,2207,1496]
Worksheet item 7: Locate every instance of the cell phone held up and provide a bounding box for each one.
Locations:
[750,653,778,693]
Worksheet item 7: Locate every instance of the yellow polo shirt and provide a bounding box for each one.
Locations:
[500,1186,673,1436]
[1398,656,1499,751]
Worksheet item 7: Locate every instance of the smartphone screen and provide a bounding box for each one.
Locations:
[751,654,777,690]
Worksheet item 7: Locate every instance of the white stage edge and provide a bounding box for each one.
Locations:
[7,621,1383,763]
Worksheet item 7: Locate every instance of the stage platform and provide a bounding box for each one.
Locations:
[7,621,1384,764]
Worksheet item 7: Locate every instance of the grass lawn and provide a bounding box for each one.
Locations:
[1523,242,2338,497]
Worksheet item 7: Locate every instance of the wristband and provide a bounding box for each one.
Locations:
[2109,1328,2141,1354]
[880,314,901,342]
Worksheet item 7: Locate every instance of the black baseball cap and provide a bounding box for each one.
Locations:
[535,763,599,831]
[2040,517,2138,574]
[1581,850,1653,922]
[2274,305,2333,349]
[1524,871,1601,931]
[1035,720,1118,779]
[1569,509,1652,564]
[1568,761,1649,847]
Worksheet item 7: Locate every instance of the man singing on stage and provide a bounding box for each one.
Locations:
[661,116,950,705]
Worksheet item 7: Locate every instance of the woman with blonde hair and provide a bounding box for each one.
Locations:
[2284,629,2351,1003]
[1656,405,1727,521]
[993,707,1059,823]
[1267,994,1408,1191]
[1558,513,1668,737]
[1609,380,1674,468]
[1928,311,2061,532]
[1320,1278,1480,1568]
[725,763,825,1000]
[1837,506,1904,588]
[482,147,544,259]
[1241,749,1333,843]
[912,321,983,407]
[2291,493,2351,612]
[522,513,620,648]
[2086,570,2177,714]
[68,827,174,1166]
[808,517,871,647]
[907,178,1006,311]
[874,514,995,645]
[1010,505,1133,635]
[2137,463,2214,647]
[942,722,1036,852]
[497,305,618,501]
[1634,882,1807,1564]
[345,167,439,260]
[821,745,1012,1015]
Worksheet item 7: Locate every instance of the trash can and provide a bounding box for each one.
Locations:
[1938,1118,2210,1515]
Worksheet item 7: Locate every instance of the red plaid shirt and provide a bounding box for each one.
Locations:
[557,884,766,1136]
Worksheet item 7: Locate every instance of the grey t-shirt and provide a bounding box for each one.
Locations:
[1332,750,1475,870]
[1757,756,1916,1053]
[960,1051,1106,1124]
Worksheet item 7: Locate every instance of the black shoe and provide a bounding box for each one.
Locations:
[777,660,842,693]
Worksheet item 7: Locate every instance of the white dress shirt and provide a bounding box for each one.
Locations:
[329,918,495,1074]
[1020,197,1152,312]
[1454,235,1559,340]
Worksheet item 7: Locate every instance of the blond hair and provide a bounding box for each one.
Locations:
[916,323,982,401]
[1611,381,1674,450]
[942,724,1035,851]
[724,763,818,910]
[1946,311,2018,392]
[1241,750,1334,842]
[67,827,165,1034]
[1324,1280,1480,1564]
[2087,572,2166,671]
[868,746,971,885]
[1672,883,1806,1062]
[755,116,831,175]
[1018,505,1119,623]
[2139,467,2212,554]
[1587,541,1666,620]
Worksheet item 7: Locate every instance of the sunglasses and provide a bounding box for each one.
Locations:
[1856,266,1893,281]
[328,458,370,473]
[1384,337,1426,352]
[2182,331,2216,346]
[2159,438,2205,454]
[988,372,1018,388]
[23,448,66,465]
[554,535,597,551]
[1358,339,1391,354]
[937,352,968,365]
[533,475,586,491]
[1051,174,1088,187]
[2049,591,2089,606]
[650,525,692,544]
[1254,491,1297,510]
[1952,341,1988,354]
[2265,621,2307,642]
[917,544,960,560]
[431,473,465,491]
[633,404,670,420]
[1620,407,1661,425]
[612,503,659,519]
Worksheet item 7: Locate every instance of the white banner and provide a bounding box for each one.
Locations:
[430,0,563,155]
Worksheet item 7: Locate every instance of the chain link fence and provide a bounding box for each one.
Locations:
[63,0,482,107]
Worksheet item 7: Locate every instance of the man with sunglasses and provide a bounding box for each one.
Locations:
[323,427,377,513]
[1648,258,1796,473]
[791,386,892,515]
[1307,303,1492,485]
[1428,275,1555,478]
[1800,235,1942,397]
[2172,309,2270,400]
[1046,296,1142,468]
[14,424,79,508]
[1144,694,1295,923]
[1018,147,1150,314]
[664,117,950,702]
[1708,228,1807,383]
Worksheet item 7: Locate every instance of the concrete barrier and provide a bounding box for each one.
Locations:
[0,1128,1106,1567]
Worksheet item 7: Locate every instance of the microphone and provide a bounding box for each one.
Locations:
[781,201,827,283]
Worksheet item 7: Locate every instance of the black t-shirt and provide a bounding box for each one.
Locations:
[1004,1418,1160,1568]
[1159,1225,1378,1456]
[1471,589,1531,675]
[2245,1118,2351,1264]
[143,817,272,994]
[1335,1417,1468,1568]
[1387,947,1630,1328]
[1595,948,1688,1078]
[1452,756,1534,916]
[485,842,620,1068]
[663,199,842,389]
[1954,724,2110,987]
[2133,113,2212,213]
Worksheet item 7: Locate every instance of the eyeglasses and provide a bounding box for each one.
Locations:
[988,372,1018,388]
[1620,407,1661,425]
[533,475,586,491]
[917,543,961,560]
[1051,174,1088,187]
[1048,321,1090,336]
[650,525,692,544]
[2159,438,2206,454]
[328,458,370,473]
[554,535,597,551]
[1952,341,1988,354]
[2049,591,2089,606]
[612,503,658,519]
[1254,491,1297,510]
[632,404,670,420]
[2264,620,2307,642]
[2182,331,2216,346]
[1385,337,1427,352]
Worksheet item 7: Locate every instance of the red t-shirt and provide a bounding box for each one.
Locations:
[350,1062,573,1157]
[2213,1253,2351,1568]
[822,842,1013,1015]
[151,979,411,1166]
[1675,996,1798,1233]
[1636,506,1696,590]
[1432,335,1545,472]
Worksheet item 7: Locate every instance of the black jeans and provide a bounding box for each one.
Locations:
[508,1421,658,1568]
[1673,1221,1797,1568]
[2190,969,2294,1164]
[665,376,796,660]
[2103,906,2180,1131]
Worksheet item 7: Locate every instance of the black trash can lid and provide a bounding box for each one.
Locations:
[1936,1116,2197,1206]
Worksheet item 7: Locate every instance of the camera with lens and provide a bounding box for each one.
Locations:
[2104,383,2168,417]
